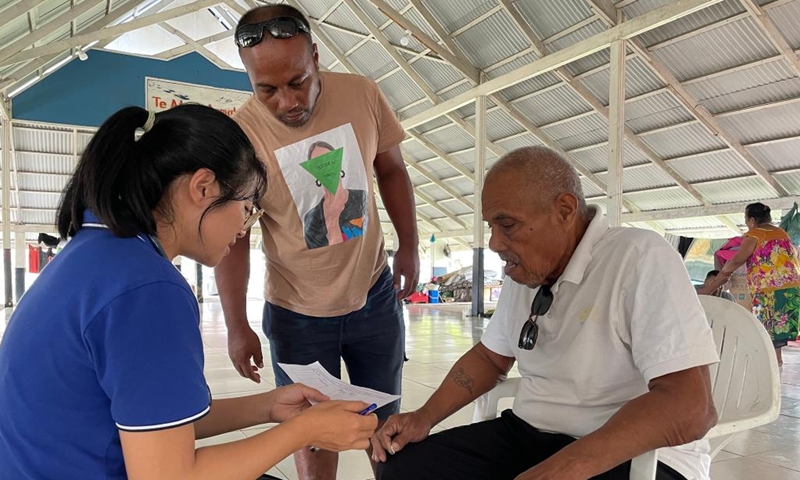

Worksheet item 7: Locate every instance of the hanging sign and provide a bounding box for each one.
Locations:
[145,77,251,116]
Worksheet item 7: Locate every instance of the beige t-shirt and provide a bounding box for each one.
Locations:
[235,71,405,317]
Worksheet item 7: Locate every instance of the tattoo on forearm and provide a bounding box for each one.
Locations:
[452,367,475,395]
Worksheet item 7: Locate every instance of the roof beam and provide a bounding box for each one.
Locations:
[622,197,799,222]
[342,0,507,165]
[740,0,800,77]
[0,0,223,67]
[365,0,480,83]
[0,0,106,66]
[158,23,234,70]
[399,0,724,130]
[154,30,233,60]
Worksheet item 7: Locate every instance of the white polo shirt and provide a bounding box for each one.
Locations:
[482,207,719,480]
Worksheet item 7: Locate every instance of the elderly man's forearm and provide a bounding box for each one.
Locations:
[555,368,717,478]
[418,343,513,426]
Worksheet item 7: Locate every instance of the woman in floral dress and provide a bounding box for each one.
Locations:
[701,202,800,366]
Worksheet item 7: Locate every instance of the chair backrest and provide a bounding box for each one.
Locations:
[474,296,781,440]
[699,296,781,443]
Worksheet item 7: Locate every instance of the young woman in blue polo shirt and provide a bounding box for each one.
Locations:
[0,104,376,480]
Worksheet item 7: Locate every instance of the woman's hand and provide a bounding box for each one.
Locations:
[293,401,378,452]
[265,384,329,423]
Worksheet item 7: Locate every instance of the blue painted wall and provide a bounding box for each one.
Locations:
[14,50,252,127]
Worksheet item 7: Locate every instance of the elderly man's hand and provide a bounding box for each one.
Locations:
[370,410,433,463]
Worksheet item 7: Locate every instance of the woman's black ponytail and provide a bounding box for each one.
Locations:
[57,104,266,239]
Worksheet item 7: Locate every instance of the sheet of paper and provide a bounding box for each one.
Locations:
[278,361,401,408]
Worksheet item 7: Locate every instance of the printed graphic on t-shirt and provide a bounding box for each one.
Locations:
[274,124,369,250]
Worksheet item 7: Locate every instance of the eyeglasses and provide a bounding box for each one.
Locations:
[243,204,265,231]
[235,16,310,48]
[518,284,554,351]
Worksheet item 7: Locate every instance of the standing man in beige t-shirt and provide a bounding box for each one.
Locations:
[214,4,419,480]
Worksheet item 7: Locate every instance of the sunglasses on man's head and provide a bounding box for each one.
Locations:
[518,284,554,351]
[235,16,310,48]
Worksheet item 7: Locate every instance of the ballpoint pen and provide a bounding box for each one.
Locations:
[310,403,378,453]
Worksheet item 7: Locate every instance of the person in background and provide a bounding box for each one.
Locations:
[0,105,377,480]
[701,202,800,367]
[216,4,419,479]
[696,270,735,302]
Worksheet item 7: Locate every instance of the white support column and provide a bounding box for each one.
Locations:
[2,94,12,307]
[608,39,626,227]
[472,73,487,317]
[14,230,25,301]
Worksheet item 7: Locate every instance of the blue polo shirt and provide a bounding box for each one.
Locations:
[0,212,210,480]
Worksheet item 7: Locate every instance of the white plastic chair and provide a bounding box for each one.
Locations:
[472,296,781,480]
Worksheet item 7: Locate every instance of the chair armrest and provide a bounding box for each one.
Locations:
[629,450,658,480]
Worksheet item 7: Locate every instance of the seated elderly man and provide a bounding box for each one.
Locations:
[372,146,719,480]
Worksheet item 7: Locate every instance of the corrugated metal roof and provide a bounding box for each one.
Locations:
[16,172,68,192]
[578,56,665,105]
[569,141,650,172]
[511,84,592,126]
[541,113,608,151]
[300,0,341,18]
[718,101,800,143]
[409,56,466,93]
[685,59,800,114]
[625,90,695,133]
[656,216,728,230]
[494,132,543,152]
[640,122,727,159]
[446,176,475,197]
[547,20,611,76]
[420,124,475,153]
[422,0,497,34]
[667,149,754,183]
[650,16,778,81]
[489,53,563,102]
[694,176,779,203]
[376,70,427,109]
[514,0,593,40]
[348,40,397,80]
[398,100,435,121]
[13,127,74,154]
[766,0,800,49]
[453,9,530,69]
[350,0,391,30]
[19,210,59,225]
[624,187,703,211]
[774,170,800,194]
[581,177,604,198]
[17,191,61,209]
[638,0,745,47]
[326,3,368,33]
[319,23,365,53]
[15,151,77,174]
[747,136,800,171]
[596,163,677,191]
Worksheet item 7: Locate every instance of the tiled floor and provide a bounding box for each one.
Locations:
[4,299,800,479]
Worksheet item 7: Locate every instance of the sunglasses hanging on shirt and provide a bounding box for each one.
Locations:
[518,284,554,351]
[235,16,310,48]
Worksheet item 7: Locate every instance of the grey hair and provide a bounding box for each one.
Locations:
[487,146,588,216]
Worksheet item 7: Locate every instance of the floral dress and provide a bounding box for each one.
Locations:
[746,227,800,347]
